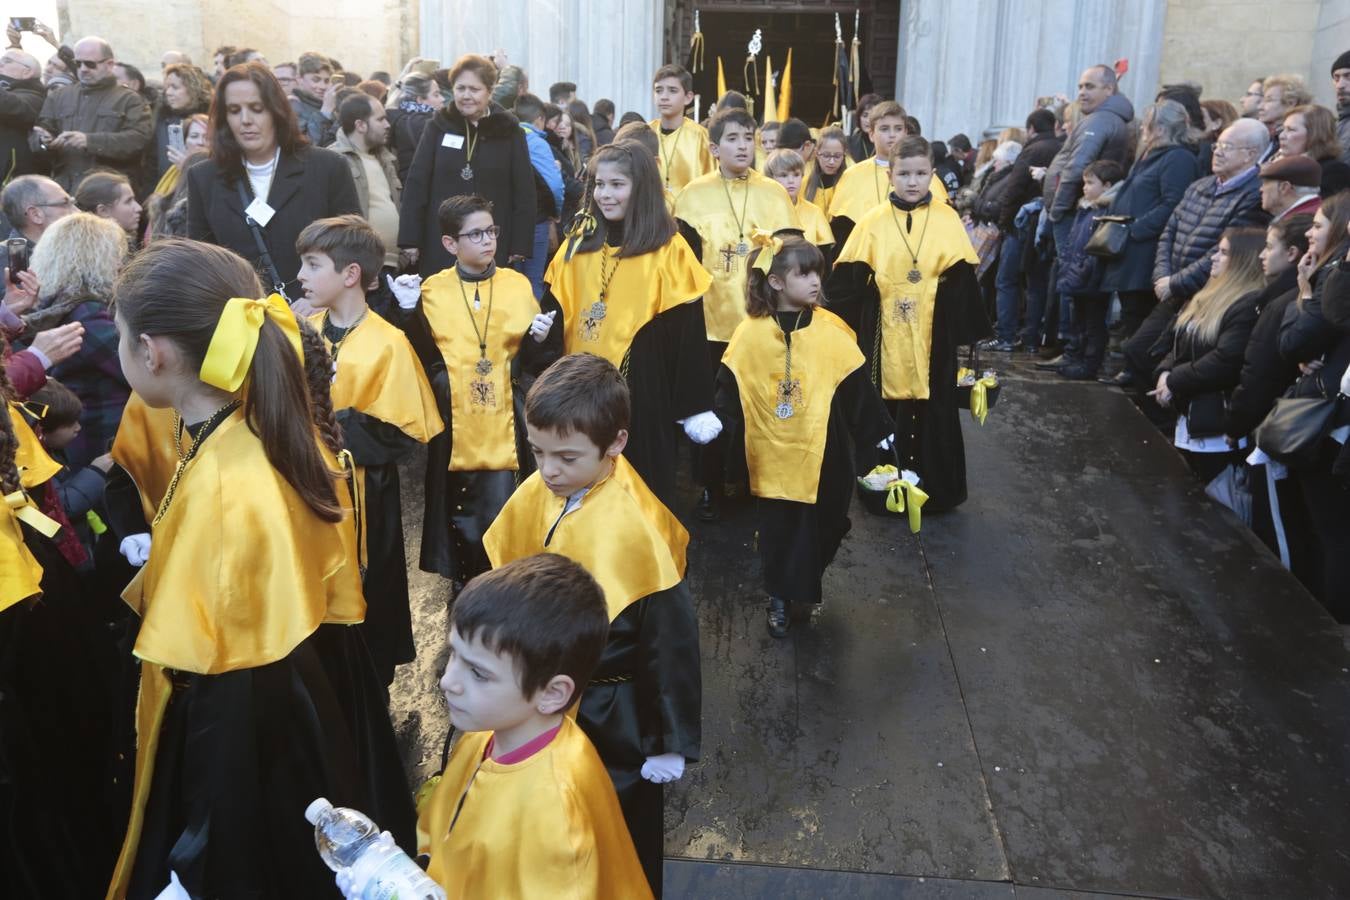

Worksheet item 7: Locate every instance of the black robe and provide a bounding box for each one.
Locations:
[577,584,702,899]
[540,232,714,509]
[396,271,562,584]
[126,626,414,899]
[826,259,992,512]
[715,309,893,603]
[0,527,132,900]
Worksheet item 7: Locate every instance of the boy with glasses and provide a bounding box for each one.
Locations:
[387,194,561,596]
[32,36,150,191]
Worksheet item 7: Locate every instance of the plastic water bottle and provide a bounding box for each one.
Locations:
[305,797,446,900]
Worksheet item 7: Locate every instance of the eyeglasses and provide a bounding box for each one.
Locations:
[457,226,500,244]
[75,59,108,69]
[1214,141,1257,154]
[31,196,75,209]
[817,152,846,162]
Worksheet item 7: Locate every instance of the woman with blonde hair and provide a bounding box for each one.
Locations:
[1149,227,1266,477]
[1278,104,1350,196]
[21,212,130,467]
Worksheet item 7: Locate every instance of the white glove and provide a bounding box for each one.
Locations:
[152,872,191,900]
[1340,361,1350,397]
[640,753,686,784]
[529,310,557,342]
[120,533,151,567]
[877,433,895,450]
[679,411,722,445]
[387,273,423,310]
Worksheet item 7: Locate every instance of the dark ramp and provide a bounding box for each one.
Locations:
[665,375,1350,898]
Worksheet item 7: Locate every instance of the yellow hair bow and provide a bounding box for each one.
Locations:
[199,293,303,392]
[5,489,60,538]
[751,230,784,274]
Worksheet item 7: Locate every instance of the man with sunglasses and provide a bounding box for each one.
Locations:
[32,36,150,192]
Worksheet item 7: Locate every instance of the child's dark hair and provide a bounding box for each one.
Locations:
[613,121,659,157]
[438,195,495,238]
[1269,213,1314,260]
[709,107,756,143]
[578,142,676,258]
[746,234,826,317]
[716,90,748,112]
[0,364,21,495]
[760,121,780,137]
[889,136,933,165]
[1084,159,1125,185]
[776,118,812,151]
[525,353,630,452]
[452,553,610,701]
[113,239,342,522]
[296,214,385,290]
[514,92,545,125]
[28,379,82,430]
[652,63,693,94]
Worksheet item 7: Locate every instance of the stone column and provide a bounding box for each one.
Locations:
[896,0,1166,140]
[422,0,662,118]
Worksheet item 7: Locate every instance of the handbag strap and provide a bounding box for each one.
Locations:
[235,179,287,295]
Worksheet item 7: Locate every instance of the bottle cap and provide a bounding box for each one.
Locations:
[304,797,333,825]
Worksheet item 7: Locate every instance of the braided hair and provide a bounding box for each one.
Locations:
[296,317,344,456]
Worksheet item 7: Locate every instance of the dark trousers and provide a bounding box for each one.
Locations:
[1295,440,1350,621]
[1068,292,1110,373]
[1117,289,1157,343]
[1124,295,1181,382]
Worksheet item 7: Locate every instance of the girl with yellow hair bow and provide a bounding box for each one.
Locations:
[104,239,414,900]
[715,232,893,638]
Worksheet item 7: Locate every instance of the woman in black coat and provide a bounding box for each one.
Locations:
[386,70,443,184]
[186,61,360,300]
[1099,102,1200,341]
[149,63,210,184]
[398,54,535,278]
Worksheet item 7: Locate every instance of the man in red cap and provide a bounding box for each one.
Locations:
[1258,155,1322,222]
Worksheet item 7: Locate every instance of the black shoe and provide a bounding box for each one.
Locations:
[1037,341,1064,359]
[985,338,1021,352]
[1098,370,1134,387]
[696,488,720,522]
[1057,364,1097,380]
[767,597,790,638]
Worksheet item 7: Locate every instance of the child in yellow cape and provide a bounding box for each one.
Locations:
[828,137,992,512]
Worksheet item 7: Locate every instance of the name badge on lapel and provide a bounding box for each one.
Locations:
[245,196,276,227]
[442,133,465,150]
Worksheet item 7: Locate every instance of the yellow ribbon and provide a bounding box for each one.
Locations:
[750,230,784,274]
[5,489,60,538]
[17,401,48,423]
[958,367,1000,426]
[689,29,705,74]
[884,477,928,534]
[199,294,303,392]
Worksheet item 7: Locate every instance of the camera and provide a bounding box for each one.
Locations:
[10,18,36,32]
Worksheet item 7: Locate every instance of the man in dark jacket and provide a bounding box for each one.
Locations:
[1332,51,1350,165]
[1043,66,1135,231]
[1118,118,1271,385]
[32,37,150,191]
[984,109,1061,350]
[0,48,46,180]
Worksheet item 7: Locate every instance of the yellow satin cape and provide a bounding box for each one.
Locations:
[107,409,365,899]
[111,393,181,524]
[724,308,863,502]
[545,235,710,367]
[674,169,800,341]
[418,716,652,899]
[794,192,834,247]
[9,403,60,488]
[0,489,43,612]
[827,157,949,223]
[835,198,979,400]
[418,267,536,471]
[312,309,442,447]
[649,118,714,193]
[483,456,687,622]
